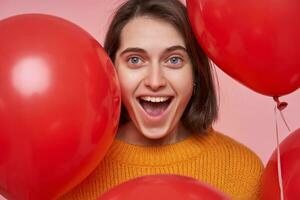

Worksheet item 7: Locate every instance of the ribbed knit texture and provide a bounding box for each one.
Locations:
[58,129,263,200]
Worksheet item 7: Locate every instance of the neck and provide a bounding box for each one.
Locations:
[116,121,191,146]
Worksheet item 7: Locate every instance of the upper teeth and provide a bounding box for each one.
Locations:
[140,96,170,103]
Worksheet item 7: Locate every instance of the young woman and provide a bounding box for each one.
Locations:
[59,0,263,199]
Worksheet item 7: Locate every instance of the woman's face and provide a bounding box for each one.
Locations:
[115,16,194,140]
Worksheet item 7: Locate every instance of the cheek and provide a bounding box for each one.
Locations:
[117,70,133,100]
[165,67,194,96]
[179,80,193,106]
[117,67,142,102]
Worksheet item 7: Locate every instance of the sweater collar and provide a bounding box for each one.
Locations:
[103,129,217,166]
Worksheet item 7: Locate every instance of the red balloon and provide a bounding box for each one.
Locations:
[262,128,300,200]
[98,175,230,200]
[0,14,121,200]
[187,0,300,97]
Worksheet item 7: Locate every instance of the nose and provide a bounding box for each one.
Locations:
[144,64,166,91]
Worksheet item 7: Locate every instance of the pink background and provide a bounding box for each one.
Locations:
[0,0,299,199]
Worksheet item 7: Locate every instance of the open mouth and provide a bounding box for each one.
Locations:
[137,96,173,117]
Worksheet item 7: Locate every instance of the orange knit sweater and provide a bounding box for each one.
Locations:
[58,129,263,200]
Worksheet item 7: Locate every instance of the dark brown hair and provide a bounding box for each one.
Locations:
[104,0,218,133]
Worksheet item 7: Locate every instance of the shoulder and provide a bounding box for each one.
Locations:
[199,129,264,199]
[200,128,263,165]
[191,128,264,177]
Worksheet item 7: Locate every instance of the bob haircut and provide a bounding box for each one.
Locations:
[104,0,218,133]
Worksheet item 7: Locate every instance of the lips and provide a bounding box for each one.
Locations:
[137,96,173,117]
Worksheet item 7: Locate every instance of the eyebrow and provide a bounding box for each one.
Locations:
[119,45,187,56]
[119,48,146,56]
[164,45,187,53]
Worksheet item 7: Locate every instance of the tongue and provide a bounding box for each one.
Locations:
[141,101,169,117]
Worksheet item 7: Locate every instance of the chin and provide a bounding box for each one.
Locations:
[139,125,173,140]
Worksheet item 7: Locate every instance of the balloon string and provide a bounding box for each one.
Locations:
[279,110,291,132]
[274,106,284,200]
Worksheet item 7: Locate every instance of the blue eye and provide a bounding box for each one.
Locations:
[169,56,182,65]
[128,56,141,64]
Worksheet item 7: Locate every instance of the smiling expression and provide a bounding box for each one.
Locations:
[114,16,194,143]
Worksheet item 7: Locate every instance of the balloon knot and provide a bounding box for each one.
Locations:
[273,97,288,111]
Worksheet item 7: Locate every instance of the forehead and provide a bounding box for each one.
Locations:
[118,16,186,51]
